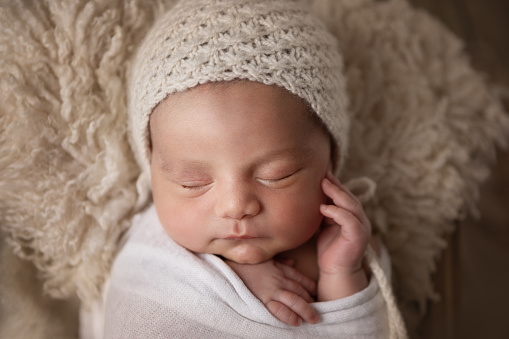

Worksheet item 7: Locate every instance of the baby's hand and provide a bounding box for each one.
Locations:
[317,171,371,301]
[225,259,320,326]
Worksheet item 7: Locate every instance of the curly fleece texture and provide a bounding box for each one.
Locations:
[0,0,163,302]
[1,0,508,334]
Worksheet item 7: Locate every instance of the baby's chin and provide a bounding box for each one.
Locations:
[221,243,275,264]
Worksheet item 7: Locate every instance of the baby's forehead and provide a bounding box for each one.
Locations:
[150,81,315,126]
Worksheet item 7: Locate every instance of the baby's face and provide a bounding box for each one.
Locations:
[150,81,331,264]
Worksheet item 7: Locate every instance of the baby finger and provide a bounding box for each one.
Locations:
[275,262,317,296]
[282,279,315,303]
[272,290,320,325]
[266,300,302,326]
[321,178,369,227]
[320,204,370,243]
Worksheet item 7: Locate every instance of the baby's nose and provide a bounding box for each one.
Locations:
[214,182,260,220]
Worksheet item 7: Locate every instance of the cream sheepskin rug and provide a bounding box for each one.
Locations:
[1,0,508,337]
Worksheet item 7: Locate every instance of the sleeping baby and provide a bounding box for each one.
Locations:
[80,0,407,338]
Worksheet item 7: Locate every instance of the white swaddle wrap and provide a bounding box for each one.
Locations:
[82,205,392,338]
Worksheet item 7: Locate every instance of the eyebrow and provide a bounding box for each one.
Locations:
[161,160,211,174]
[159,146,314,174]
[253,146,314,165]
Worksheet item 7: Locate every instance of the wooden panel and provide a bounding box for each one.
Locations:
[408,1,509,338]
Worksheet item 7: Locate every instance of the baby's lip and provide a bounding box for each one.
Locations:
[224,235,256,240]
[222,222,260,240]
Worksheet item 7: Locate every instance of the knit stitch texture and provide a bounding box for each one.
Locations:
[128,0,349,179]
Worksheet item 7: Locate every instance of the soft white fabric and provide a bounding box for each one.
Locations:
[81,205,391,338]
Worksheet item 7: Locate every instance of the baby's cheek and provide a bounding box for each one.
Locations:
[276,195,322,238]
[162,215,200,251]
[300,182,327,231]
[155,201,201,250]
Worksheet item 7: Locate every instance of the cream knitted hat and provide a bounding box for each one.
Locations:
[128,0,349,178]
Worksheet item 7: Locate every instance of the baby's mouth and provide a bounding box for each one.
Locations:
[224,235,255,240]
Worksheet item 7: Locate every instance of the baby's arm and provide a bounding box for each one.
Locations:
[317,171,371,301]
[225,259,320,326]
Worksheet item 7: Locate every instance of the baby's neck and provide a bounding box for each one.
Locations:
[276,237,319,282]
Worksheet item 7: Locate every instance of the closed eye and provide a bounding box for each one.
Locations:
[181,184,205,190]
[179,181,212,190]
[258,169,301,184]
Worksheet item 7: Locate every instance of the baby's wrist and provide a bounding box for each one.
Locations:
[317,267,368,302]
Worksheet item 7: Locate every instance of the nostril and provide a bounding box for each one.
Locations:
[245,200,261,218]
[215,193,261,220]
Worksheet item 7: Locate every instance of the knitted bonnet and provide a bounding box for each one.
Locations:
[127,0,349,179]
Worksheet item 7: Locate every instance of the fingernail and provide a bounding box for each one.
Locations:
[320,204,332,216]
[311,313,320,324]
[322,177,332,186]
[327,171,341,185]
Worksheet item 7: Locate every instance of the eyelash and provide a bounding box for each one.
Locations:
[178,170,300,190]
[181,183,209,190]
[259,169,300,184]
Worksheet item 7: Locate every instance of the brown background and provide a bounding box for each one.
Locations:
[407,0,509,338]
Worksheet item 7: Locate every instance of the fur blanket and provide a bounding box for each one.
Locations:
[1,0,508,337]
